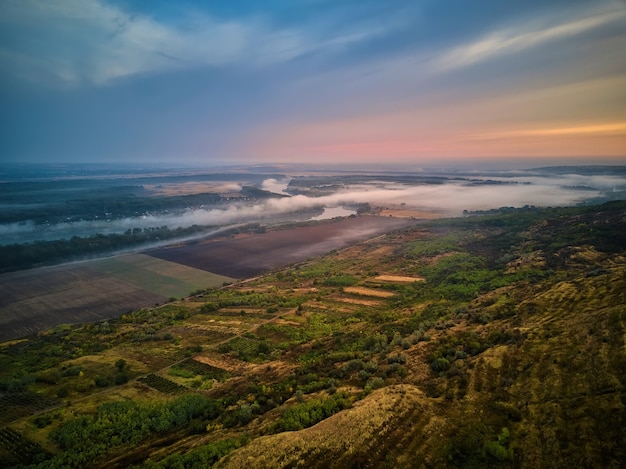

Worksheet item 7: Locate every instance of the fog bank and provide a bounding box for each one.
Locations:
[1,170,624,245]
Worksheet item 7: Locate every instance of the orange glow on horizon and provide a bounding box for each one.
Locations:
[468,122,626,139]
[250,122,626,162]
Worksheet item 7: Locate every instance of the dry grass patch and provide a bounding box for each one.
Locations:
[333,297,383,307]
[343,286,395,298]
[215,384,433,469]
[477,344,509,369]
[369,245,396,256]
[194,354,255,374]
[304,301,357,313]
[292,287,319,293]
[375,274,425,283]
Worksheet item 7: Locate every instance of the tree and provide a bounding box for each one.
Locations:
[115,359,127,372]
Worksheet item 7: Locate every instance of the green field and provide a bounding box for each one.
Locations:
[91,254,236,298]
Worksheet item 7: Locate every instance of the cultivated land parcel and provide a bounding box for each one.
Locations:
[0,216,412,342]
[0,202,625,468]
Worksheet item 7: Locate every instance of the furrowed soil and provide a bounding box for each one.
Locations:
[90,254,235,298]
[147,216,415,278]
[0,264,167,342]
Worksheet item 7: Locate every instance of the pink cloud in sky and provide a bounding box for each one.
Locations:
[244,72,626,163]
[246,112,626,163]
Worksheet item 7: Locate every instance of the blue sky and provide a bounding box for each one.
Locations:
[1,0,625,166]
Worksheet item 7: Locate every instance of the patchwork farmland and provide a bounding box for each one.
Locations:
[0,216,415,342]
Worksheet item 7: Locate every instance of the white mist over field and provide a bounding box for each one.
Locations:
[0,168,624,245]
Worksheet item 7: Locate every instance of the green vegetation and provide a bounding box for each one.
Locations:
[41,394,220,468]
[1,201,625,468]
[140,437,249,469]
[322,275,358,287]
[267,392,351,433]
[90,255,235,298]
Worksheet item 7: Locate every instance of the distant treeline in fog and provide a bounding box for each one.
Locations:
[0,223,267,273]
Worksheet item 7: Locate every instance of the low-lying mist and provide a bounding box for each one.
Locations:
[0,168,624,245]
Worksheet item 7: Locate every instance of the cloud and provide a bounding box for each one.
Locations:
[467,122,626,140]
[223,183,243,192]
[0,0,254,85]
[0,0,389,86]
[261,178,291,195]
[433,8,626,72]
[4,171,623,245]
[1,1,623,164]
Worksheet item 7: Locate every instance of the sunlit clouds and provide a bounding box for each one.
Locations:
[433,9,626,72]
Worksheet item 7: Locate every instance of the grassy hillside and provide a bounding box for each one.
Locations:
[1,202,625,468]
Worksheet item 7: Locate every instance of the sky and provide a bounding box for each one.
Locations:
[1,0,625,167]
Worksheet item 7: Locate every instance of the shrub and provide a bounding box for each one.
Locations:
[268,393,350,433]
[114,373,129,385]
[94,376,110,387]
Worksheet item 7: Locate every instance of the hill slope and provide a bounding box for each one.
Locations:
[1,202,625,468]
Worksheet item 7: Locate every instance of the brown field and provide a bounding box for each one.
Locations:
[144,182,242,197]
[147,216,415,278]
[333,296,383,306]
[375,204,445,219]
[0,264,167,342]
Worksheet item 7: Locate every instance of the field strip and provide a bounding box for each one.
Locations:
[343,286,396,298]
[374,274,425,283]
[0,265,167,342]
[334,296,383,306]
[115,254,236,286]
[90,256,235,298]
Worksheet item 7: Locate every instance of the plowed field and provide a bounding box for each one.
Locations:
[147,216,415,278]
[0,264,167,342]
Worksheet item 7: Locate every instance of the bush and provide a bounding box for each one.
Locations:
[60,366,84,378]
[115,359,127,371]
[431,357,450,373]
[367,377,385,390]
[33,414,53,428]
[94,376,110,387]
[268,393,350,433]
[114,373,129,385]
